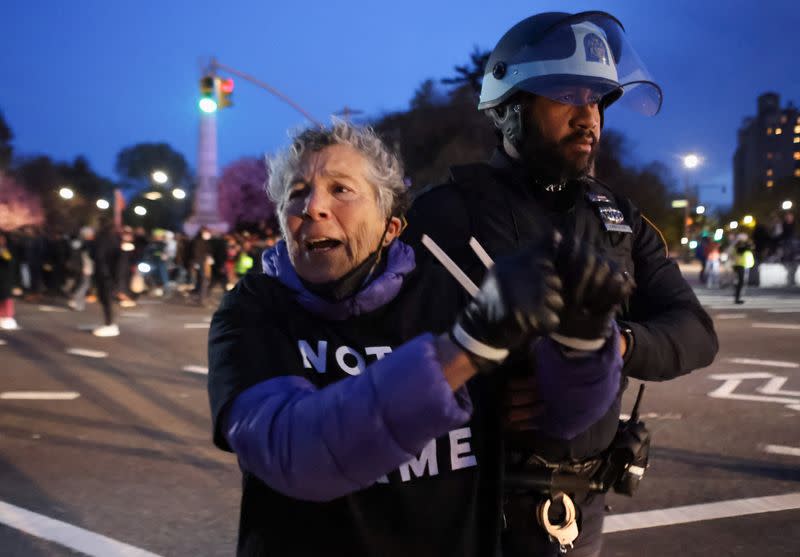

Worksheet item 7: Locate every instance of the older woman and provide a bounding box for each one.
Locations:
[208,122,628,556]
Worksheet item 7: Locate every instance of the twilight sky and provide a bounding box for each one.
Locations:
[1,0,798,208]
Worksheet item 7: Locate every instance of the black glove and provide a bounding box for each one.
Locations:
[452,242,564,372]
[551,236,635,351]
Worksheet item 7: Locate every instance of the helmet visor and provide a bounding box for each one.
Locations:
[497,12,662,115]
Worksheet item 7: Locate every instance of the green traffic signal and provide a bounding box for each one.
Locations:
[199,97,218,113]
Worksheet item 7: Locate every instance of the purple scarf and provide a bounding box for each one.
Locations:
[262,240,416,320]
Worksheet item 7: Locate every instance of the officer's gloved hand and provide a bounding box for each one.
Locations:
[550,237,635,351]
[452,242,564,373]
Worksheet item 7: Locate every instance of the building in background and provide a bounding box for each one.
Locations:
[733,93,800,209]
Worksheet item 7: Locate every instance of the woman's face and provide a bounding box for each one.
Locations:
[283,144,401,284]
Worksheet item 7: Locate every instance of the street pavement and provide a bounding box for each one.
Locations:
[1,275,799,556]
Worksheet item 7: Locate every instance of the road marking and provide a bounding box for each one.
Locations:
[38,305,67,313]
[708,373,800,411]
[764,444,800,457]
[0,391,80,400]
[767,308,800,313]
[66,348,108,359]
[0,339,6,345]
[120,311,149,318]
[603,492,800,533]
[0,499,161,557]
[727,357,799,368]
[620,412,682,421]
[183,323,209,329]
[182,365,208,375]
[714,313,747,319]
[752,322,800,330]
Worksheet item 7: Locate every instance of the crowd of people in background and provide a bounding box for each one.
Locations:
[0,221,280,336]
[1,210,799,334]
[692,210,798,303]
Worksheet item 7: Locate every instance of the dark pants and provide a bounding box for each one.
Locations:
[734,266,749,302]
[96,276,115,325]
[502,492,605,557]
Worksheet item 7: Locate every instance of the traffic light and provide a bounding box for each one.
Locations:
[218,78,234,109]
[199,75,217,113]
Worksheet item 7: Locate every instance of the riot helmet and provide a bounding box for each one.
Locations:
[479,11,662,148]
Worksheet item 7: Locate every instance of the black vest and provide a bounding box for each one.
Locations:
[440,162,637,462]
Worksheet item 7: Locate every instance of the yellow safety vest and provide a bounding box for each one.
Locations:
[735,249,755,269]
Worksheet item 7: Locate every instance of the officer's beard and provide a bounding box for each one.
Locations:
[519,123,598,185]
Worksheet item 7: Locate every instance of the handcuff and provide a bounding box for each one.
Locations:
[536,491,579,553]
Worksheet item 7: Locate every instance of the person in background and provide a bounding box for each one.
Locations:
[189,227,213,305]
[92,218,121,337]
[780,211,797,286]
[704,241,721,289]
[0,231,19,330]
[733,233,755,304]
[67,226,95,311]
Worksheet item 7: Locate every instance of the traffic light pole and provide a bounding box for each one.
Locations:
[208,59,322,126]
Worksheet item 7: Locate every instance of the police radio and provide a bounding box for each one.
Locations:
[592,383,651,496]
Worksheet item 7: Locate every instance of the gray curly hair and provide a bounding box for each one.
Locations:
[266,121,408,236]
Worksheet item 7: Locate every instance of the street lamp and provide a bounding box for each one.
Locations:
[683,154,700,169]
[742,215,754,225]
[143,191,163,200]
[151,170,168,185]
[696,205,706,215]
[729,220,739,229]
[682,153,702,242]
[172,188,186,200]
[59,187,74,200]
[782,200,793,210]
[96,199,110,210]
[133,205,147,216]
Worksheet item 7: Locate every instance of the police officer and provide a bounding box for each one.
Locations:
[402,11,719,556]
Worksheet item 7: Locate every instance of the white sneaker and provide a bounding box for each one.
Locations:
[92,324,120,337]
[0,317,19,330]
[119,300,137,308]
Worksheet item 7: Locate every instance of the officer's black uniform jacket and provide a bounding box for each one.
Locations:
[403,148,718,463]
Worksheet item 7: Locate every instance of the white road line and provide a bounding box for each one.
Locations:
[0,499,162,557]
[767,308,800,313]
[752,322,800,330]
[603,492,800,533]
[764,444,800,457]
[182,365,208,375]
[66,348,108,359]
[120,312,149,318]
[0,339,6,345]
[183,323,209,329]
[727,357,799,368]
[37,305,67,313]
[714,313,747,319]
[0,391,80,400]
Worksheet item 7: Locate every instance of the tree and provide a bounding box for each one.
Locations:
[115,142,191,197]
[14,155,117,232]
[410,79,446,110]
[217,157,275,229]
[441,47,490,95]
[0,110,12,172]
[0,174,44,231]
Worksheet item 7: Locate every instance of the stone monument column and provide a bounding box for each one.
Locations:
[184,110,229,236]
